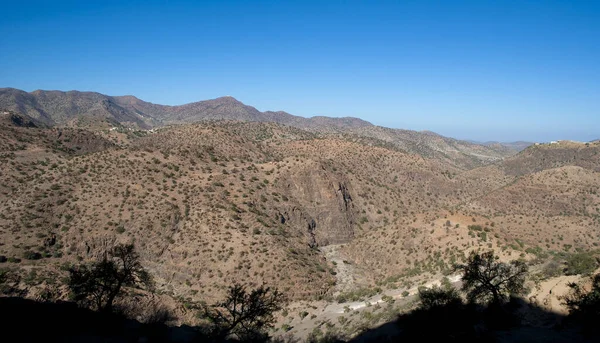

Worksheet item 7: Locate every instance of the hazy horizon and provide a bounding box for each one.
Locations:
[1,1,598,142]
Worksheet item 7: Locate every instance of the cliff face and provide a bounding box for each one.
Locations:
[277,163,356,247]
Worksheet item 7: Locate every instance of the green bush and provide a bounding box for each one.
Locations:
[565,253,597,276]
[23,251,42,260]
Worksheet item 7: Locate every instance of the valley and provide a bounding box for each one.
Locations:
[0,93,599,341]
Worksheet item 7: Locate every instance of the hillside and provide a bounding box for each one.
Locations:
[469,140,533,152]
[0,109,598,341]
[499,141,600,176]
[0,88,517,169]
[0,116,485,300]
[458,141,600,254]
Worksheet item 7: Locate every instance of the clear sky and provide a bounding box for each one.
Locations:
[1,0,598,142]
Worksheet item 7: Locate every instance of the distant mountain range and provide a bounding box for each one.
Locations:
[0,87,525,169]
[0,88,371,131]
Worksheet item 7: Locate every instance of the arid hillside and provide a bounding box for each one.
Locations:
[0,88,520,169]
[1,109,597,303]
[0,112,486,299]
[0,107,599,343]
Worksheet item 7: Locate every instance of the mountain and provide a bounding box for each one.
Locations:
[498,140,600,176]
[1,109,599,340]
[341,126,517,169]
[0,88,371,131]
[0,88,157,128]
[0,88,516,169]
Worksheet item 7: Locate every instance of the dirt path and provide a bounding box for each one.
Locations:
[323,273,462,314]
[279,268,462,339]
[527,274,582,315]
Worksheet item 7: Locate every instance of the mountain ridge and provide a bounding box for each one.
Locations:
[1,87,518,169]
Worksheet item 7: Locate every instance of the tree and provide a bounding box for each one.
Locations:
[68,244,152,312]
[455,251,528,305]
[418,285,462,311]
[561,273,600,332]
[399,285,479,340]
[203,284,286,342]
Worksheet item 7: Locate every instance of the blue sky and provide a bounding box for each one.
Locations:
[1,0,598,142]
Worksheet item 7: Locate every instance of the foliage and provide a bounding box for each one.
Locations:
[562,273,600,332]
[336,286,382,303]
[68,244,152,312]
[541,259,563,279]
[398,287,483,341]
[418,285,462,311]
[564,253,598,276]
[202,283,286,342]
[455,251,528,304]
[23,250,42,260]
[0,268,24,296]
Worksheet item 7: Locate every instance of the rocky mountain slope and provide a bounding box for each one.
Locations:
[1,89,599,342]
[0,88,517,169]
[1,109,598,305]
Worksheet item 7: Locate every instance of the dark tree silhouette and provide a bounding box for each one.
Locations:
[418,285,462,310]
[562,273,600,333]
[203,284,285,342]
[455,251,528,305]
[68,244,152,312]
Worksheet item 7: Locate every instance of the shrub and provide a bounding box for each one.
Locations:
[418,286,462,310]
[565,253,597,276]
[23,251,42,260]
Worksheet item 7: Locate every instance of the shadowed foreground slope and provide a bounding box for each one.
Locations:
[2,295,600,343]
[350,298,598,343]
[0,297,200,343]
